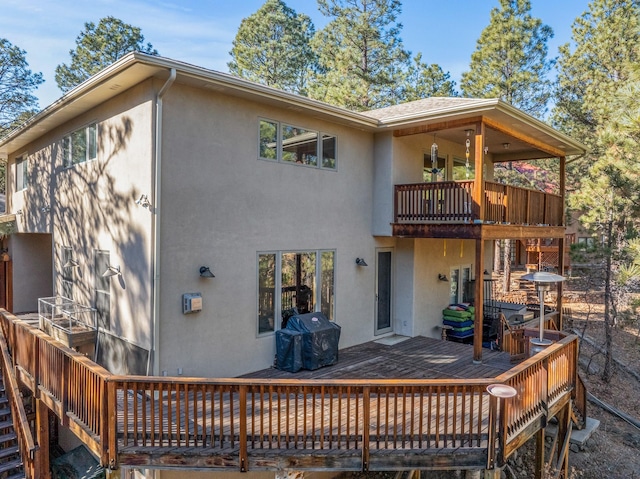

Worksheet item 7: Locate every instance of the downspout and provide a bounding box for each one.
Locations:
[149,68,176,376]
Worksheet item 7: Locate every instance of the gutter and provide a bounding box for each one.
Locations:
[149,68,176,376]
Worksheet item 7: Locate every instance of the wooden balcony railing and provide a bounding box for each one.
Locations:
[0,310,579,474]
[394,181,563,226]
[0,315,37,478]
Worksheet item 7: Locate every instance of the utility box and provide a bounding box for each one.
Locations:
[183,293,202,314]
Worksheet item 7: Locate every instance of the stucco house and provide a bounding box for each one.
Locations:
[0,52,586,379]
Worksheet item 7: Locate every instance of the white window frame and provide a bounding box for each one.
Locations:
[63,123,98,168]
[61,246,74,300]
[449,264,473,305]
[257,249,336,336]
[15,155,27,191]
[258,117,337,170]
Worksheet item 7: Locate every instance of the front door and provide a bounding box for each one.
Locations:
[375,248,393,335]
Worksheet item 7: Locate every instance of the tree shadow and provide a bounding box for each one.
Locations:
[20,115,151,374]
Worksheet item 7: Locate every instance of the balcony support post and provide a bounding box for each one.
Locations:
[557,156,566,330]
[473,122,486,221]
[473,239,485,363]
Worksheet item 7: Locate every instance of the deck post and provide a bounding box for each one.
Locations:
[557,156,566,331]
[473,239,485,362]
[35,398,51,479]
[473,121,486,221]
[534,427,545,479]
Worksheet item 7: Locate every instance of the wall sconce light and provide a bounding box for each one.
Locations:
[102,265,121,277]
[464,129,474,137]
[502,143,510,150]
[41,205,51,213]
[63,258,80,268]
[483,146,489,155]
[438,273,449,281]
[135,194,152,209]
[199,266,215,278]
[355,258,368,267]
[15,209,23,216]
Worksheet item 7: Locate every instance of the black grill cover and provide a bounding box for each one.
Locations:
[285,312,340,370]
[275,329,303,373]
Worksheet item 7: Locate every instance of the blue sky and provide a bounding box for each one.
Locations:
[1,0,590,109]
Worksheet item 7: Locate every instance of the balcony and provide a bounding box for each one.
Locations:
[395,181,563,226]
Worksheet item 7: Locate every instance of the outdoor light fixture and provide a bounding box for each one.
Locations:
[102,265,121,278]
[502,143,511,150]
[355,258,368,267]
[63,258,80,268]
[465,129,474,137]
[199,266,215,278]
[41,205,51,213]
[438,273,449,282]
[135,194,152,209]
[521,271,566,352]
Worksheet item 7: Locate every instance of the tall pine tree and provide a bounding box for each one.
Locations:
[309,0,410,111]
[402,53,457,101]
[460,0,554,118]
[0,39,43,135]
[228,0,317,95]
[55,17,158,92]
[556,0,640,382]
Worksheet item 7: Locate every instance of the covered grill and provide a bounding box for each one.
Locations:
[276,312,340,372]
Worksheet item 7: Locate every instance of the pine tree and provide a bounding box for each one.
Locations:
[556,0,640,382]
[402,53,457,101]
[0,39,43,135]
[460,0,554,118]
[310,0,410,111]
[228,0,317,95]
[55,17,158,92]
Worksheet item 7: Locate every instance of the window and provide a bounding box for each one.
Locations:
[94,250,111,330]
[63,123,97,168]
[577,237,596,250]
[16,156,27,191]
[450,265,473,305]
[257,250,335,335]
[61,246,74,299]
[258,118,337,170]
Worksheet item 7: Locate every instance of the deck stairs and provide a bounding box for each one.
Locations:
[0,371,24,479]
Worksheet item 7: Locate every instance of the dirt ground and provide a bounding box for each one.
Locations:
[555,270,640,479]
[495,269,640,478]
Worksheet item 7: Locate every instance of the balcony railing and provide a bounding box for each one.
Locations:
[0,310,579,474]
[395,181,563,226]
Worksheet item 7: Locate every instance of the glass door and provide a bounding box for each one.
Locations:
[375,249,393,335]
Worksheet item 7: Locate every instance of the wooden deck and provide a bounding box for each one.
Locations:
[0,311,580,474]
[242,335,513,380]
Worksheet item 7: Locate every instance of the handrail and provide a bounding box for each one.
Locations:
[0,310,578,473]
[395,181,563,226]
[0,318,38,478]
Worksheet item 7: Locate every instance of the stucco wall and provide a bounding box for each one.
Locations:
[9,233,52,313]
[5,81,156,362]
[157,83,379,377]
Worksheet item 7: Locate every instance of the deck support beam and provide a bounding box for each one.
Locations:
[35,399,51,479]
[474,238,485,362]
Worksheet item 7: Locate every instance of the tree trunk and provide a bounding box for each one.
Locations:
[602,220,614,382]
[494,240,501,272]
[503,240,512,293]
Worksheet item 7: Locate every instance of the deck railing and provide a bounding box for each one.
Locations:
[0,310,579,473]
[394,181,563,226]
[0,314,38,478]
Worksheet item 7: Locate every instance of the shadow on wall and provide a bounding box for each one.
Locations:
[21,116,152,374]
